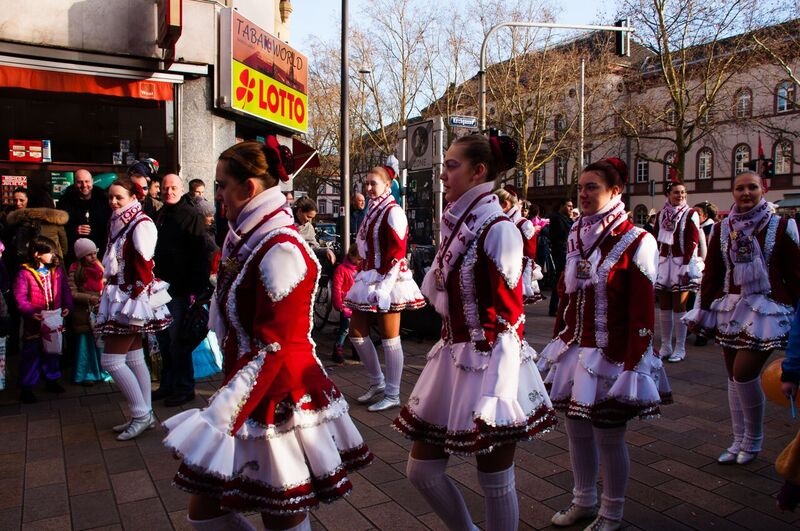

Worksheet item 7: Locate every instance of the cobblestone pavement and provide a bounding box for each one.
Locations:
[1,301,799,530]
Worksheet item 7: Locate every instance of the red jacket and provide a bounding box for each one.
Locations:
[332,257,358,317]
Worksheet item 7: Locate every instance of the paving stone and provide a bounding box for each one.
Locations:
[515,450,566,479]
[64,441,104,468]
[359,500,428,530]
[143,452,181,482]
[0,451,25,480]
[117,498,173,531]
[622,499,694,531]
[21,514,71,530]
[0,414,26,433]
[625,478,682,512]
[0,430,26,454]
[70,490,119,529]
[313,500,374,531]
[61,422,99,445]
[22,484,69,523]
[67,463,111,496]
[0,477,23,510]
[515,466,564,501]
[356,458,404,485]
[713,483,799,523]
[0,506,22,531]
[661,502,748,531]
[102,446,146,475]
[346,471,392,509]
[110,469,157,504]
[726,506,800,530]
[654,479,741,517]
[518,491,564,529]
[26,436,63,462]
[25,457,66,488]
[649,459,729,490]
[167,509,193,531]
[152,478,188,513]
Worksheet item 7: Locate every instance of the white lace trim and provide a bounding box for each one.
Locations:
[595,228,643,348]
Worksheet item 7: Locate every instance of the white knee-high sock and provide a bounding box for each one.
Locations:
[727,379,744,453]
[659,309,673,356]
[382,336,404,398]
[477,466,519,531]
[565,418,599,508]
[126,349,152,410]
[350,336,384,387]
[594,425,629,522]
[102,353,149,418]
[188,511,256,530]
[672,311,688,357]
[736,377,765,453]
[406,456,477,531]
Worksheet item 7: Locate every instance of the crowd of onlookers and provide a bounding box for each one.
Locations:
[0,162,217,404]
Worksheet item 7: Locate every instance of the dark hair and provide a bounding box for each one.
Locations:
[110,176,146,201]
[28,189,56,209]
[28,235,58,267]
[451,133,518,182]
[12,187,28,197]
[557,198,572,208]
[346,242,361,261]
[583,157,628,189]
[529,203,541,218]
[294,196,317,214]
[694,201,718,220]
[188,179,205,192]
[218,138,294,187]
[127,158,159,181]
[664,180,686,195]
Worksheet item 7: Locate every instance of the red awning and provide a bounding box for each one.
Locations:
[293,137,320,170]
[0,64,173,101]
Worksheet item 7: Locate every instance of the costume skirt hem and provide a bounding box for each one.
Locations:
[97,317,172,335]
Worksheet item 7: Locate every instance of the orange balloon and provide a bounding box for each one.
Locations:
[761,357,792,409]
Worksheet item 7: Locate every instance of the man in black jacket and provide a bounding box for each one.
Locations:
[548,198,574,317]
[153,173,210,407]
[58,169,111,263]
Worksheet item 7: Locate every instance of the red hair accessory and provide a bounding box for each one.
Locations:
[489,135,519,173]
[604,157,629,185]
[382,165,396,181]
[132,181,146,201]
[264,136,295,182]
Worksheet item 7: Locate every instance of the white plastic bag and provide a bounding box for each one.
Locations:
[41,309,64,354]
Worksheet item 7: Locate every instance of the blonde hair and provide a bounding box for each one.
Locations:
[494,187,518,208]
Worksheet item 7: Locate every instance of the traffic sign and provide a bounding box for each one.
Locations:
[448,115,479,129]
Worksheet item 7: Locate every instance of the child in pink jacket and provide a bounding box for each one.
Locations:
[14,236,73,403]
[331,244,362,364]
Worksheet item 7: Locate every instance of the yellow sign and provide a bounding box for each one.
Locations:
[231,61,308,133]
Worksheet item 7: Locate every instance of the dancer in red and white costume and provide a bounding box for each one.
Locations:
[96,177,172,441]
[162,139,372,531]
[394,134,556,531]
[653,181,702,362]
[685,171,800,466]
[496,185,544,304]
[345,164,425,412]
[538,158,671,531]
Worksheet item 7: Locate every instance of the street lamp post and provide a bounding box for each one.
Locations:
[478,21,634,131]
[340,0,350,254]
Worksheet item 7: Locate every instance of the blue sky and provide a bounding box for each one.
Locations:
[289,0,617,54]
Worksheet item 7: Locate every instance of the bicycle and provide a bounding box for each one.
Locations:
[312,232,342,331]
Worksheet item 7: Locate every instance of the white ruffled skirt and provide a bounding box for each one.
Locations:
[393,339,557,455]
[655,256,702,292]
[95,281,172,334]
[522,261,544,304]
[683,293,794,351]
[162,353,372,514]
[344,267,426,313]
[537,338,672,426]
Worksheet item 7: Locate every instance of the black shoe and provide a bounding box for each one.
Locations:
[20,387,37,404]
[151,387,173,401]
[45,380,65,394]
[694,336,708,346]
[164,392,196,407]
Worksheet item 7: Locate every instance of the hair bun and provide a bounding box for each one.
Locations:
[490,136,519,173]
[604,157,628,186]
[502,184,518,198]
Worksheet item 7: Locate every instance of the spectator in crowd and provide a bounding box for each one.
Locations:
[68,238,109,385]
[188,178,205,201]
[548,198,574,316]
[6,193,69,262]
[11,187,28,211]
[294,196,335,264]
[15,236,72,403]
[351,192,367,237]
[331,243,362,364]
[127,159,160,218]
[147,179,163,213]
[690,200,719,346]
[153,173,210,407]
[58,168,111,262]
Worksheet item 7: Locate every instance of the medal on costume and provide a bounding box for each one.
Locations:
[434,268,446,291]
[663,219,675,231]
[733,235,754,263]
[576,259,592,280]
